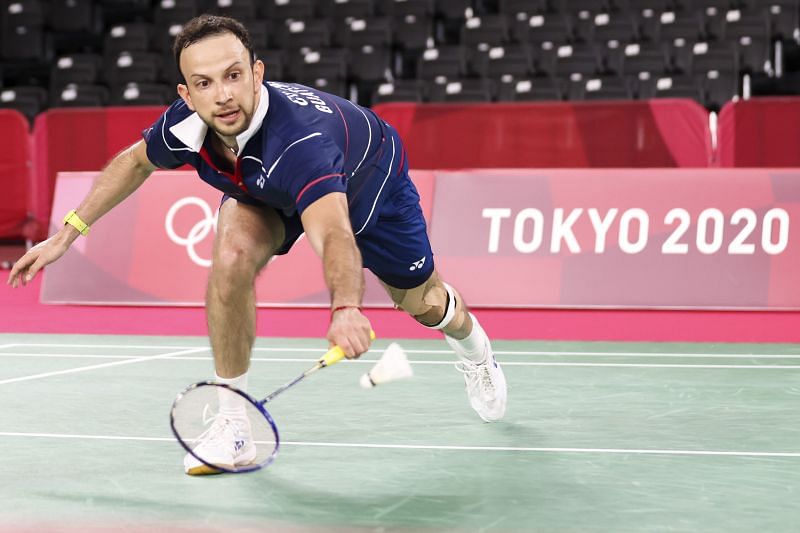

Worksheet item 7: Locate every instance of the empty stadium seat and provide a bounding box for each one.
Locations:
[638,74,704,100]
[104,51,163,85]
[50,54,103,92]
[48,0,97,32]
[350,45,393,82]
[472,43,535,78]
[569,75,634,100]
[319,0,375,21]
[376,0,434,17]
[262,0,316,20]
[104,23,152,55]
[371,79,427,102]
[338,17,393,48]
[0,85,47,122]
[209,0,258,20]
[154,0,198,27]
[512,13,574,45]
[295,48,349,84]
[1,24,48,60]
[554,42,604,78]
[428,78,495,102]
[109,82,173,105]
[51,83,109,107]
[496,76,566,101]
[274,18,332,51]
[416,45,469,81]
[460,15,510,47]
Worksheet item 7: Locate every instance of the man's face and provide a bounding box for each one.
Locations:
[177,33,264,139]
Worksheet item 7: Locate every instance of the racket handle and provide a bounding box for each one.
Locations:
[319,330,377,366]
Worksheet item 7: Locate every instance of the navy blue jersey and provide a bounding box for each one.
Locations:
[142,82,404,233]
[142,81,434,289]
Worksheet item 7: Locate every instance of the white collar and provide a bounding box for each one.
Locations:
[169,84,269,153]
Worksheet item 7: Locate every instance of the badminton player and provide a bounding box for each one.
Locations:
[7,15,507,474]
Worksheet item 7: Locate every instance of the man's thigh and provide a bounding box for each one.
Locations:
[216,197,287,271]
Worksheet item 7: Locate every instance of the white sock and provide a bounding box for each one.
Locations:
[215,372,248,420]
[446,313,489,363]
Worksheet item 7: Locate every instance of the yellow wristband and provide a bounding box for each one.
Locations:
[63,209,90,236]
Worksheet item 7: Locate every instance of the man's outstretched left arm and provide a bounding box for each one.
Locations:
[301,192,373,358]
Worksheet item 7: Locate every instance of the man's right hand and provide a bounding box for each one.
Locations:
[7,232,73,288]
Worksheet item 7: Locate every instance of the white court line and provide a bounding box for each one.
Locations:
[0,431,797,458]
[0,353,157,359]
[4,343,800,359]
[242,358,800,369]
[0,347,208,385]
[0,353,798,369]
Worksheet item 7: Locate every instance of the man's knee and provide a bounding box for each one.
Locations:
[209,233,269,298]
[387,274,467,331]
[213,242,259,279]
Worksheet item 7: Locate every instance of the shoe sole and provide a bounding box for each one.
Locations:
[186,463,230,476]
[184,445,258,476]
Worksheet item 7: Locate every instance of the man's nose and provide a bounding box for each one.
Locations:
[215,82,232,103]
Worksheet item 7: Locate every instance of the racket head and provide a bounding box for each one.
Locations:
[170,381,280,474]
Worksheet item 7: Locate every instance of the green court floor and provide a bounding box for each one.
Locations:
[0,334,798,532]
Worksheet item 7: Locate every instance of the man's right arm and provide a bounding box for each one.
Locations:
[7,140,157,287]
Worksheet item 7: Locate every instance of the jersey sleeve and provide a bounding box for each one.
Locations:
[141,105,187,170]
[270,135,347,215]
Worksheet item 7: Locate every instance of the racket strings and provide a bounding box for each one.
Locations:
[171,383,279,473]
[194,408,248,445]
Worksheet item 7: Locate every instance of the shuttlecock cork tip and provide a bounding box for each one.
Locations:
[359,372,376,388]
[359,342,413,388]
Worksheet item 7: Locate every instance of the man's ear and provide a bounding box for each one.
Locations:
[252,59,265,88]
[177,83,195,111]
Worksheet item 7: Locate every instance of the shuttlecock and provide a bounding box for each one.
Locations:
[360,342,413,388]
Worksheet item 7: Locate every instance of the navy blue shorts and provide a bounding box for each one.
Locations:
[222,135,434,290]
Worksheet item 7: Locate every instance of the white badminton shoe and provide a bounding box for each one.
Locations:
[456,349,507,422]
[184,415,256,475]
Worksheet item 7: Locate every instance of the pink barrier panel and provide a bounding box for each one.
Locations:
[41,170,436,306]
[373,99,712,169]
[718,97,800,167]
[43,168,800,310]
[0,110,31,239]
[31,106,167,240]
[430,168,800,309]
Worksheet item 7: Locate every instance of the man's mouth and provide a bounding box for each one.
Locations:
[216,109,240,123]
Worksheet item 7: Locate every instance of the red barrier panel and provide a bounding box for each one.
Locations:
[373,99,712,169]
[718,97,800,167]
[31,106,167,239]
[0,110,31,239]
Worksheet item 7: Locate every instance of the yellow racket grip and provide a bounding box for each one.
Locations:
[320,330,376,366]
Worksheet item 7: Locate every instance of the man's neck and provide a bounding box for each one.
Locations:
[216,133,239,155]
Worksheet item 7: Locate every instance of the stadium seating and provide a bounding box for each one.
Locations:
[0,0,798,116]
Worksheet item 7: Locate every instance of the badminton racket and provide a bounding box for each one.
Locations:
[170,332,374,474]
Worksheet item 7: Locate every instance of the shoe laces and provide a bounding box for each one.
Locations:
[456,359,496,397]
[196,406,247,450]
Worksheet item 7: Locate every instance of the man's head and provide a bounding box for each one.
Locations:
[173,15,265,140]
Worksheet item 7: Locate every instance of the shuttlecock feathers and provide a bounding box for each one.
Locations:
[360,342,413,388]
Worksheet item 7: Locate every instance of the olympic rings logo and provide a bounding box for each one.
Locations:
[164,197,217,267]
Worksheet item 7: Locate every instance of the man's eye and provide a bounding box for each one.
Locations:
[230,72,240,80]
[197,80,209,89]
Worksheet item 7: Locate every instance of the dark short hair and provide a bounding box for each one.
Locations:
[173,15,255,79]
